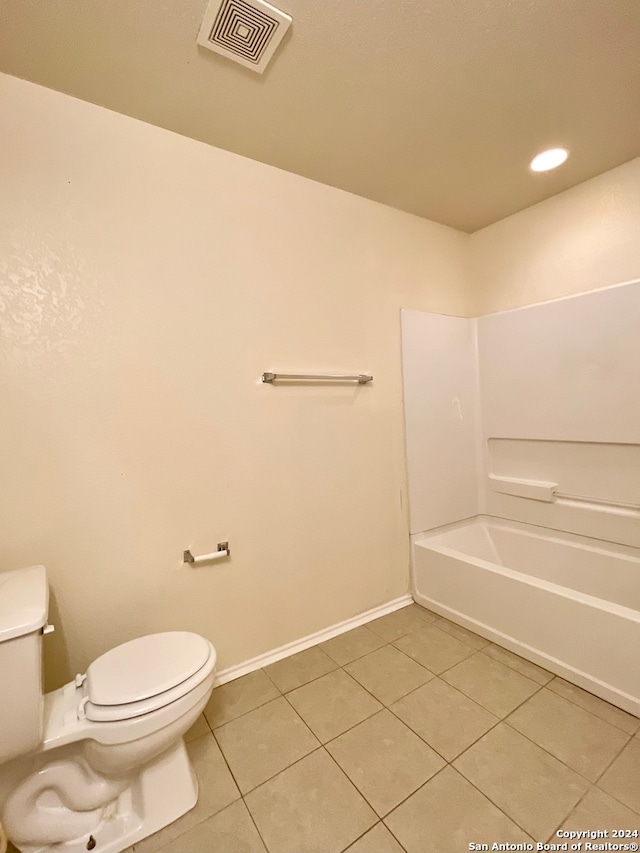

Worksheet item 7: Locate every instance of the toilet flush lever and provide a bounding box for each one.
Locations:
[42,623,55,635]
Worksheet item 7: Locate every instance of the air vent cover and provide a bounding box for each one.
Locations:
[197,0,292,74]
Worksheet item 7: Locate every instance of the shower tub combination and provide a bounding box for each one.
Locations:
[412,516,640,716]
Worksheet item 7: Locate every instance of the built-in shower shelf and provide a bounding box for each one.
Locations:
[488,475,557,502]
[487,475,640,513]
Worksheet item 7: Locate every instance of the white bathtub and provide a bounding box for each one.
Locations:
[412,516,640,716]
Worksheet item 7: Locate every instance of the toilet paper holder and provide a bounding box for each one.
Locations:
[183,542,230,565]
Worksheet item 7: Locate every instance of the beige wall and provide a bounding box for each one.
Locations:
[0,74,470,688]
[470,157,640,314]
[2,69,638,691]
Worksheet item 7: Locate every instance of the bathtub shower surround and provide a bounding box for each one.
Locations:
[401,279,640,715]
[412,517,640,715]
[476,281,640,548]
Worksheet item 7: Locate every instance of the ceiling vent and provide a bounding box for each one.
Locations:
[197,0,292,73]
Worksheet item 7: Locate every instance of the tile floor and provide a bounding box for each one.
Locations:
[7,603,640,853]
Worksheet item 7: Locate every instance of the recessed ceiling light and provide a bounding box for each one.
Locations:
[529,148,569,172]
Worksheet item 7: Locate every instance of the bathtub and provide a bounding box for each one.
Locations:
[412,516,640,716]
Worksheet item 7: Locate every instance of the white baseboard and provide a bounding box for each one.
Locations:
[214,593,413,687]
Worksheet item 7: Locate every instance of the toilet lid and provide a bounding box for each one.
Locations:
[85,632,212,707]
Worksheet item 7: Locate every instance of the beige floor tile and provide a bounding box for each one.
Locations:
[286,668,383,743]
[391,678,498,761]
[185,713,210,742]
[442,652,540,717]
[483,643,553,685]
[214,696,319,793]
[264,645,337,693]
[548,677,640,735]
[245,748,377,853]
[345,644,434,706]
[326,709,444,816]
[134,733,240,853]
[367,607,437,642]
[407,602,440,623]
[435,617,490,650]
[453,723,589,840]
[598,739,640,814]
[153,799,267,853]
[507,689,630,781]
[392,624,474,674]
[204,670,280,729]
[320,626,386,665]
[344,823,406,853]
[384,766,532,853]
[555,787,640,841]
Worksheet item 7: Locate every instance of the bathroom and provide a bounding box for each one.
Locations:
[0,0,639,850]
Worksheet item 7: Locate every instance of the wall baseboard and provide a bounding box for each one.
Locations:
[214,594,413,687]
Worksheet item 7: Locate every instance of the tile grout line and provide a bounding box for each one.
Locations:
[208,660,384,805]
[291,643,640,830]
[321,744,383,831]
[260,662,286,692]
[544,783,599,844]
[384,680,503,765]
[441,764,539,841]
[135,729,245,853]
[378,678,571,841]
[195,607,639,848]
[209,603,637,734]
[255,655,442,831]
[209,726,246,800]
[379,819,410,853]
[138,606,638,853]
[281,654,534,837]
[422,647,544,704]
[213,696,324,798]
[544,681,640,736]
[363,746,537,846]
[499,717,630,788]
[241,791,272,853]
[416,605,640,733]
[418,607,639,733]
[221,617,540,809]
[389,633,480,675]
[238,742,326,798]
[538,688,640,744]
[368,654,577,840]
[337,821,409,853]
[592,782,640,818]
[281,669,384,748]
[500,676,638,778]
[207,639,637,741]
[591,729,636,784]
[204,690,284,732]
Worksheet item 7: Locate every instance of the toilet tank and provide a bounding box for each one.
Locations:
[0,565,49,764]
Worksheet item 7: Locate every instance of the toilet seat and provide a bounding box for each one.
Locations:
[78,632,215,723]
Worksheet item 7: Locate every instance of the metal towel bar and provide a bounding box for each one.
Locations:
[262,372,372,384]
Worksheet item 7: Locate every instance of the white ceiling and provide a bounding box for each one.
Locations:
[1,0,639,232]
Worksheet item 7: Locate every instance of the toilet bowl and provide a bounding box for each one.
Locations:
[0,566,217,853]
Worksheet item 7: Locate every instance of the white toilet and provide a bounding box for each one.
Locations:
[0,565,217,853]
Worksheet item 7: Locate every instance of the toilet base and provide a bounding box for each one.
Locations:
[14,739,198,853]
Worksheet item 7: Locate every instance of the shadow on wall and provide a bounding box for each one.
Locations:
[43,592,71,692]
